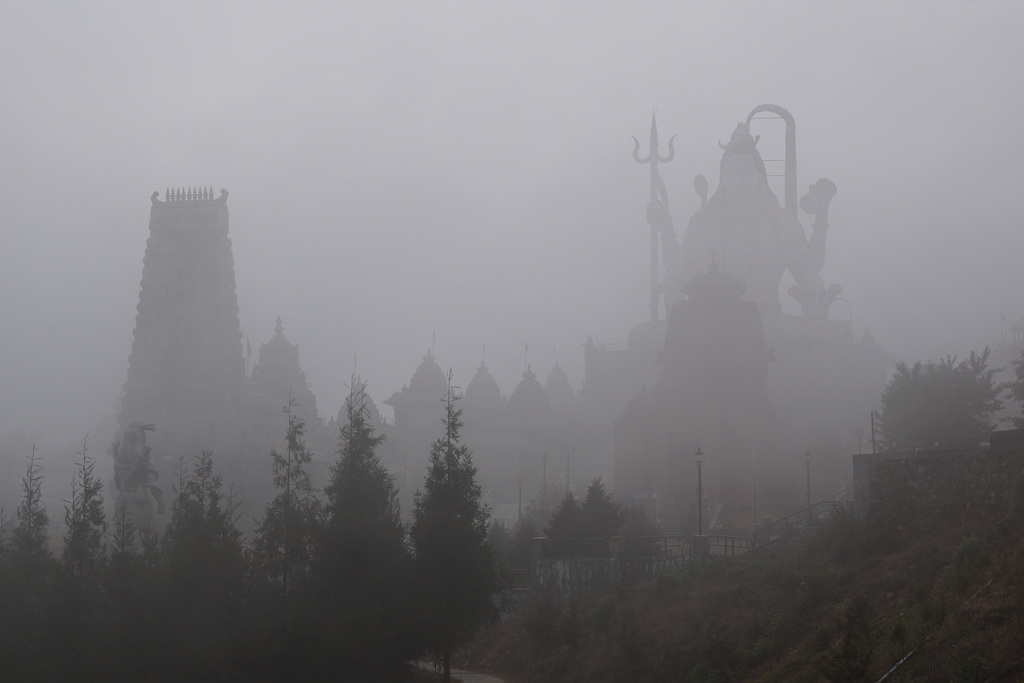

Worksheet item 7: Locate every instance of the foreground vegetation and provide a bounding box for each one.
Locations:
[0,381,497,683]
[458,486,1024,682]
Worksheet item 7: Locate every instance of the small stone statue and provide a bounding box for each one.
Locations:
[110,422,165,530]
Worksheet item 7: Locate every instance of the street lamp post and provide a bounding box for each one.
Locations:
[870,411,879,454]
[695,447,705,536]
[542,452,547,506]
[804,449,812,518]
[566,448,570,496]
[517,478,522,524]
[753,465,758,529]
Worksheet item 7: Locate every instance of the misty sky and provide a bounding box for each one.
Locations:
[2,1,1023,446]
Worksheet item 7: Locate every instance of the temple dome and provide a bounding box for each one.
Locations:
[253,316,300,381]
[409,350,447,398]
[336,376,383,427]
[464,363,506,423]
[247,315,322,437]
[544,362,575,414]
[466,363,502,404]
[508,365,551,419]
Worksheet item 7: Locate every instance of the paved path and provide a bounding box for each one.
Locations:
[416,660,504,683]
[449,668,503,683]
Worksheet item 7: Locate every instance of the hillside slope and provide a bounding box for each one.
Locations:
[458,503,1024,682]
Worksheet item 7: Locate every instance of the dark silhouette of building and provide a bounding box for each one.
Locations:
[119,188,246,469]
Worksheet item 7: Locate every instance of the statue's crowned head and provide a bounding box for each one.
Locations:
[716,122,771,208]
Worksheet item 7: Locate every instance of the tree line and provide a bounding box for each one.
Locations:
[877,347,1024,451]
[6,343,1020,680]
[0,378,497,683]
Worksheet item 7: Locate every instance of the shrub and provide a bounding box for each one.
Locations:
[953,654,990,683]
[525,588,559,645]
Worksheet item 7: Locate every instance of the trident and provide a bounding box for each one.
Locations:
[632,112,676,324]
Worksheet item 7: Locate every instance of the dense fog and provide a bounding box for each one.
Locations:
[2,1,1023,447]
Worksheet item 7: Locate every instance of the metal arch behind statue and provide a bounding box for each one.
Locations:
[747,103,838,284]
[746,104,797,217]
[632,111,676,324]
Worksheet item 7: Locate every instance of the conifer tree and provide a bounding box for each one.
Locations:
[579,477,624,538]
[62,434,107,579]
[544,491,581,538]
[252,399,321,601]
[110,497,136,559]
[0,506,9,561]
[1011,347,1024,429]
[163,450,246,639]
[0,445,54,676]
[411,374,498,682]
[12,445,50,564]
[313,378,415,678]
[324,379,400,544]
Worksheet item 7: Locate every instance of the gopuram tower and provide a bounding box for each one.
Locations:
[119,188,246,467]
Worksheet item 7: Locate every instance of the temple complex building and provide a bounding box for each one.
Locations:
[244,316,326,450]
[117,189,334,524]
[604,107,891,533]
[382,351,448,508]
[115,102,895,537]
[243,315,331,505]
[376,352,581,518]
[119,188,247,472]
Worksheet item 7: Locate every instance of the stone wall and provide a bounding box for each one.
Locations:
[855,447,1024,530]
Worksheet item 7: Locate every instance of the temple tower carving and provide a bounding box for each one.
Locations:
[118,188,246,461]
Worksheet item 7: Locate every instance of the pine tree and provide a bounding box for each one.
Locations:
[311,378,415,679]
[162,451,246,640]
[579,477,624,538]
[0,445,55,676]
[324,379,399,543]
[544,493,593,557]
[110,497,136,558]
[1011,347,1024,429]
[62,434,107,579]
[12,445,50,565]
[545,492,582,538]
[0,506,9,561]
[412,374,498,683]
[252,399,321,601]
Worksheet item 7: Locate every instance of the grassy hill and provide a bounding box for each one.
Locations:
[457,500,1024,682]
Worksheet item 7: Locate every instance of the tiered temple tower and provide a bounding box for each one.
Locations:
[119,188,246,466]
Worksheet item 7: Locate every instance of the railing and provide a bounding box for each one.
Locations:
[705,535,753,556]
[537,498,851,560]
[622,535,691,558]
[536,533,754,559]
[752,500,841,548]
